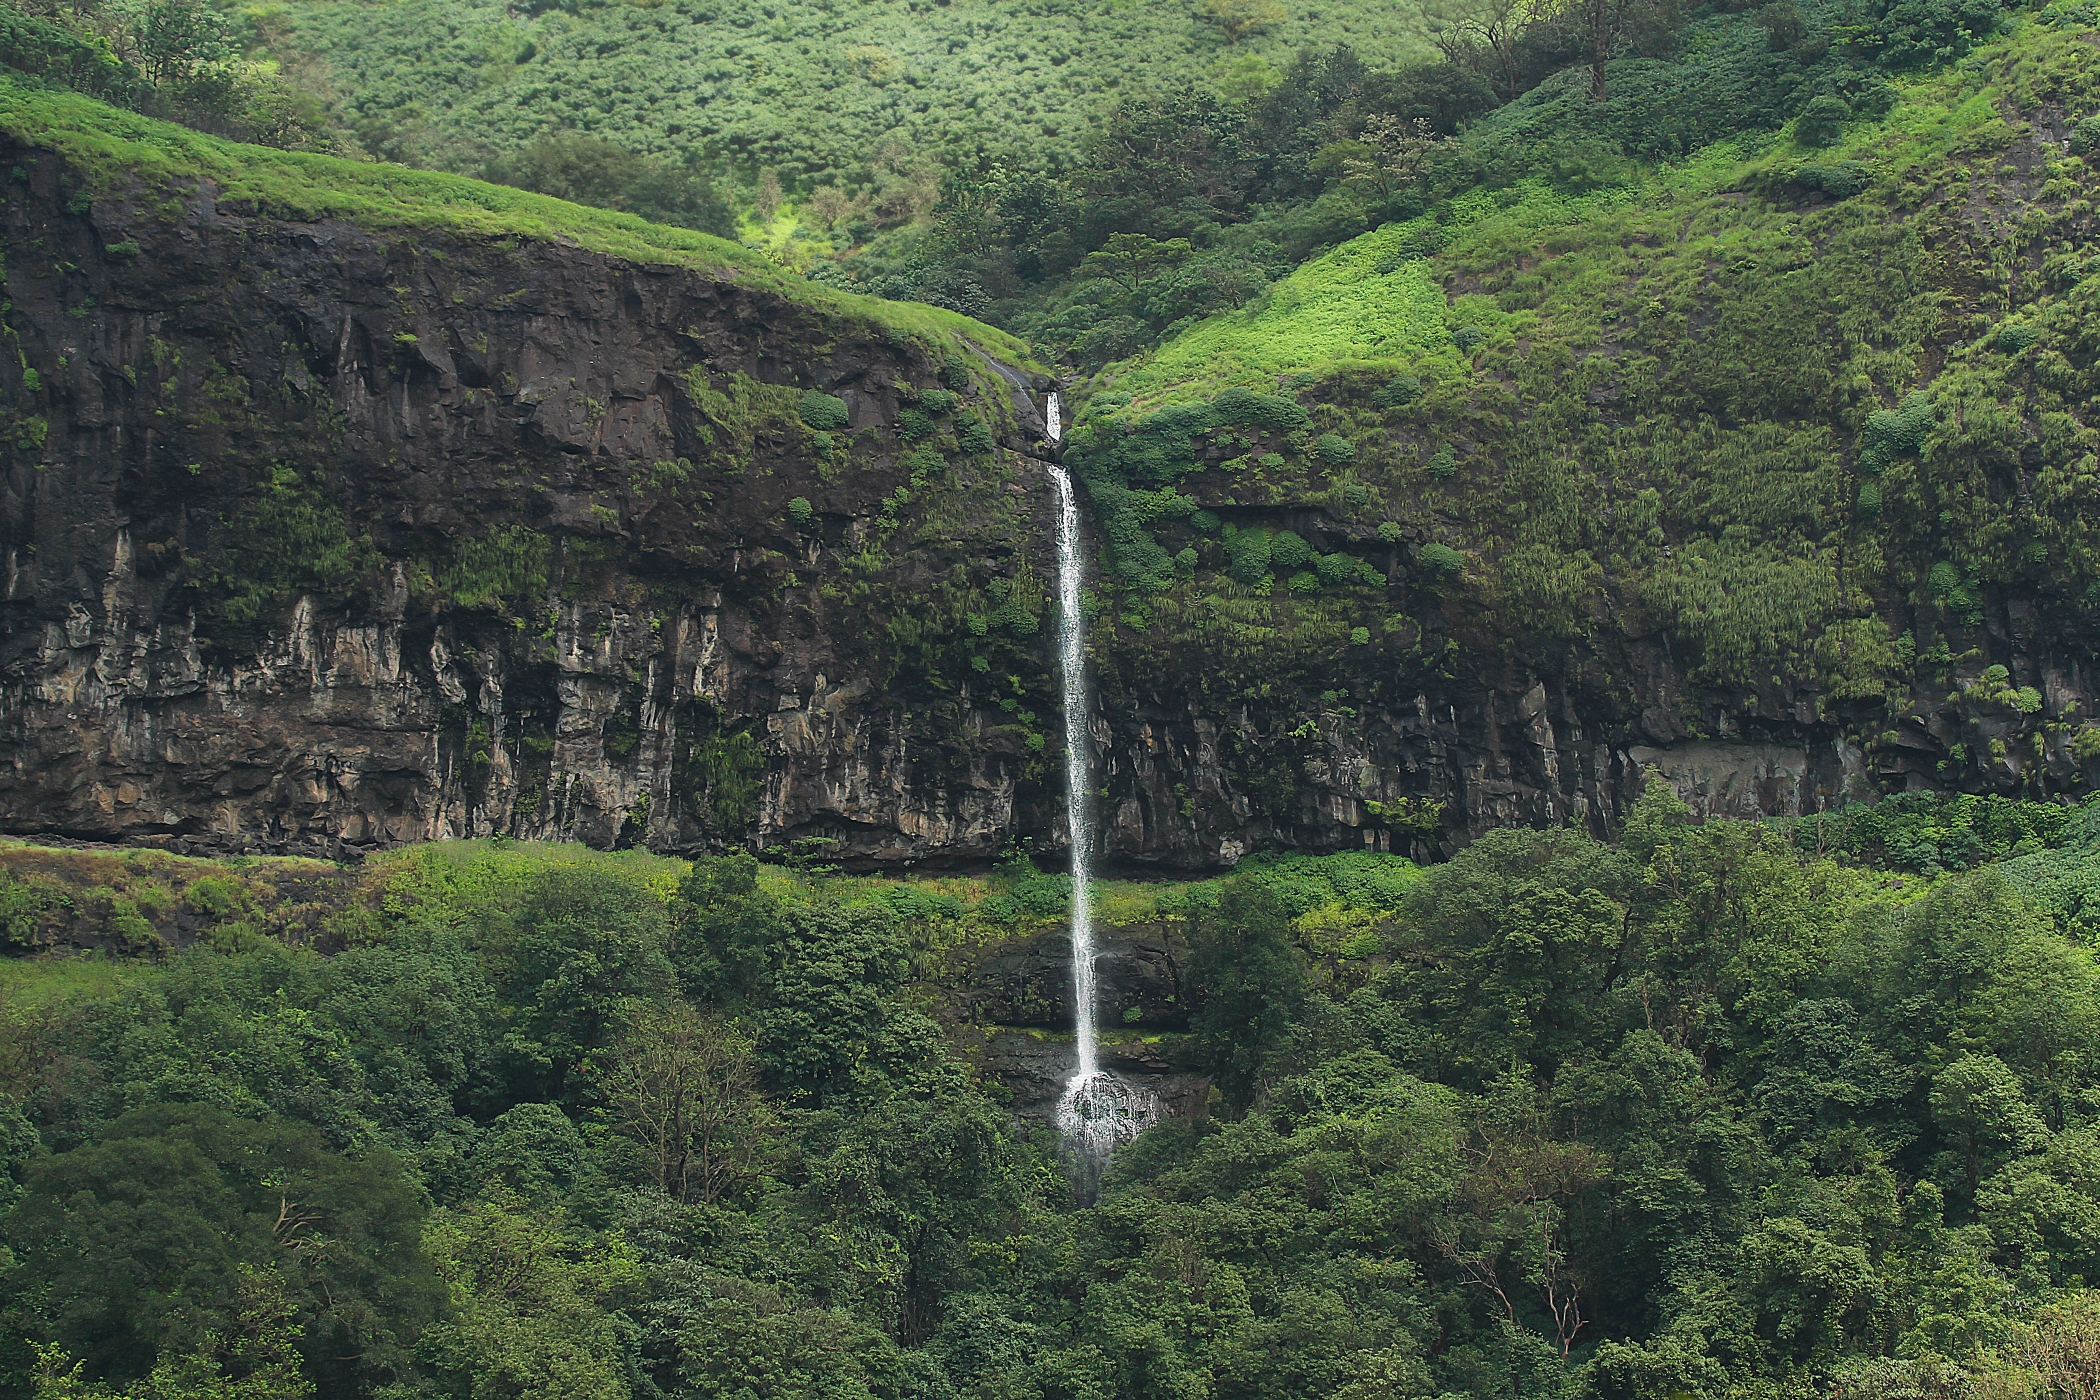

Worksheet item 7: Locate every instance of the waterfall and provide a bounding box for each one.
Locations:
[1048,456,1157,1173]
[1045,390,1062,443]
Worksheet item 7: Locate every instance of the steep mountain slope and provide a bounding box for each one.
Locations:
[5,13,2100,869]
[0,78,1069,861]
[1058,10,2100,857]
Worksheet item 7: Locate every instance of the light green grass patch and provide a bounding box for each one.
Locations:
[0,953,147,1009]
[1102,164,1755,410]
[1108,220,1460,410]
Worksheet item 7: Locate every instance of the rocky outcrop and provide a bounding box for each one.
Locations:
[945,923,1212,1127]
[2,138,2093,872]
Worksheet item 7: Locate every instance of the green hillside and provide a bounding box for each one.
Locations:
[272,0,1437,180]
[1064,9,2100,727]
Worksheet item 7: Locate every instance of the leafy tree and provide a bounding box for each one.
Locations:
[483,133,734,237]
[670,854,785,1004]
[415,1192,641,1400]
[596,1000,768,1204]
[481,866,675,1104]
[4,1104,437,1396]
[751,903,916,1101]
[1186,880,1309,1107]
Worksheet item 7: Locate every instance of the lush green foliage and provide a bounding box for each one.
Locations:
[267,0,1434,183]
[12,790,2100,1397]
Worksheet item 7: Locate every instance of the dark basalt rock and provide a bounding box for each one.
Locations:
[3,141,2093,873]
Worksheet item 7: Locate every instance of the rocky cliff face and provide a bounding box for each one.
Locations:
[2,136,2092,872]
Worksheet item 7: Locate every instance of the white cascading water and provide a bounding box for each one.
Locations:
[1047,425,1158,1173]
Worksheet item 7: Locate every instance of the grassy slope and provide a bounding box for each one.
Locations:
[0,74,1043,369]
[275,0,1436,181]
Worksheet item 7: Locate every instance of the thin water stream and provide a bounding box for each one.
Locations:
[1045,394,1158,1175]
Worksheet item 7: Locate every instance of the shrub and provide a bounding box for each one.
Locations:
[788,497,813,525]
[1795,93,1851,147]
[1375,374,1422,407]
[1314,551,1355,584]
[1857,482,1882,518]
[798,391,851,432]
[1271,531,1313,570]
[1254,395,1309,432]
[917,388,958,415]
[442,524,551,612]
[1859,392,1932,474]
[1378,521,1404,542]
[2071,116,2100,155]
[1191,509,1222,532]
[1224,527,1272,584]
[1796,161,1869,198]
[957,417,996,454]
[1419,542,1463,575]
[1350,626,1371,644]
[1997,323,2040,355]
[897,407,935,441]
[1314,433,1357,465]
[1453,326,1483,351]
[1287,570,1320,594]
[1427,445,1457,478]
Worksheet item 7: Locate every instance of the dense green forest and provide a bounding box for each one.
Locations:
[7,788,2100,1396]
[9,0,2100,1392]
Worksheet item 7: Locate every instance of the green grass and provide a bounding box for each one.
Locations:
[0,74,1042,370]
[0,952,148,1008]
[1099,147,1766,409]
[1106,219,1461,411]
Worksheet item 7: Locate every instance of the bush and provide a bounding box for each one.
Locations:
[1314,433,1357,465]
[1857,482,1882,518]
[1795,93,1851,147]
[1375,374,1422,407]
[1271,531,1313,571]
[788,497,813,525]
[1997,323,2041,355]
[1796,161,1870,198]
[2071,116,2100,155]
[957,418,996,454]
[1427,445,1458,478]
[799,392,851,432]
[1846,0,2005,69]
[1314,551,1355,584]
[1224,527,1273,583]
[1860,391,1933,473]
[484,133,734,235]
[1418,542,1463,575]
